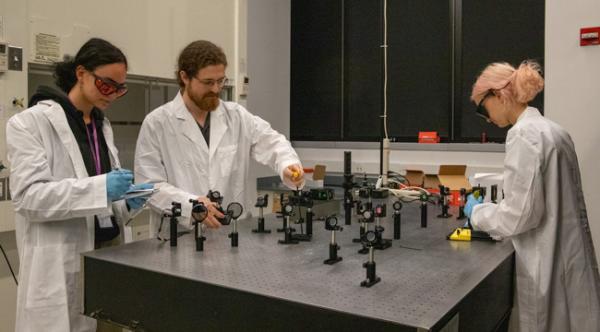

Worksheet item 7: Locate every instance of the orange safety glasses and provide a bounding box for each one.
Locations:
[93,73,128,97]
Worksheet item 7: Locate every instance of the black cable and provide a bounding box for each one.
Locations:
[387,171,409,186]
[296,204,304,233]
[156,215,188,242]
[156,216,168,242]
[396,244,422,251]
[0,243,18,285]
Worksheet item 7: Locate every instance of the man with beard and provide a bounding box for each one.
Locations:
[135,40,304,236]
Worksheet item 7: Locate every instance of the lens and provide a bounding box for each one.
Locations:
[115,87,128,97]
[93,74,127,97]
[365,231,376,242]
[326,216,337,227]
[226,202,244,219]
[284,205,293,214]
[95,79,115,95]
[475,90,493,120]
[191,203,208,222]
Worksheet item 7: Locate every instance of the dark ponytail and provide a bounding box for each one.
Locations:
[53,38,128,93]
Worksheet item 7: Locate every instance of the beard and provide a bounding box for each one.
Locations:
[189,90,220,112]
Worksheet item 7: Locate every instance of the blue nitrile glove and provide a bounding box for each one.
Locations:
[464,194,484,219]
[126,183,154,210]
[106,169,134,202]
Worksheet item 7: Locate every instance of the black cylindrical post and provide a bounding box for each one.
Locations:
[491,184,498,203]
[421,202,428,228]
[343,151,354,225]
[344,151,352,174]
[230,232,238,247]
[458,188,466,220]
[306,208,313,236]
[170,217,177,247]
[394,212,401,239]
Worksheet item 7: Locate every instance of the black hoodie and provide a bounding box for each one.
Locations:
[29,86,119,243]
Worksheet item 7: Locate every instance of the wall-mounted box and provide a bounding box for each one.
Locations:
[581,27,600,46]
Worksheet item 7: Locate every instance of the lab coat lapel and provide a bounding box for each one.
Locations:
[41,101,89,179]
[173,94,209,153]
[101,119,121,169]
[209,102,227,159]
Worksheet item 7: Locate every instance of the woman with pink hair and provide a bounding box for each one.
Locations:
[464,60,600,331]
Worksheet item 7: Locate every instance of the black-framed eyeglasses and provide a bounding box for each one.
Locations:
[194,76,229,88]
[475,90,494,120]
[92,73,128,97]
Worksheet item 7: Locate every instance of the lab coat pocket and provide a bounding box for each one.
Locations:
[218,144,238,177]
[25,244,71,309]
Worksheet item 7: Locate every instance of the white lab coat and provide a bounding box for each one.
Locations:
[472,107,600,332]
[134,93,301,236]
[6,100,131,332]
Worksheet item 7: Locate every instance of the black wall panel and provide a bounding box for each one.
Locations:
[291,0,343,140]
[343,0,383,141]
[387,0,452,141]
[291,0,545,143]
[458,0,545,141]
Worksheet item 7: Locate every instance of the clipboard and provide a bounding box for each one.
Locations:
[121,188,159,200]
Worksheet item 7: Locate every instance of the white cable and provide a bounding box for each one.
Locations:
[383,0,389,139]
[381,0,390,186]
[382,138,390,186]
[386,179,432,198]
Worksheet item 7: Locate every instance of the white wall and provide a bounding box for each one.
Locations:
[26,0,238,79]
[246,0,292,201]
[295,147,505,176]
[545,0,600,261]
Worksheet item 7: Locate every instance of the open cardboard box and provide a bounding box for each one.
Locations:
[424,174,441,190]
[437,165,471,191]
[436,165,471,206]
[406,165,470,206]
[304,164,326,188]
[405,169,425,187]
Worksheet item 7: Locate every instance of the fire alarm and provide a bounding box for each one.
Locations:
[580,27,600,46]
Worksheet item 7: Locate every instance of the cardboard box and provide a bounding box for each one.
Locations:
[405,169,424,187]
[437,165,471,206]
[424,174,441,190]
[304,164,326,188]
[407,165,470,206]
[312,165,326,180]
[437,165,471,191]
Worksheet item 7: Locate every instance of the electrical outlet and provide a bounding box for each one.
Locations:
[8,46,23,71]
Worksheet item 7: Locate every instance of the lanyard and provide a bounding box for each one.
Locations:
[85,121,101,175]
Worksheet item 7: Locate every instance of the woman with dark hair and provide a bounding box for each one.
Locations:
[465,60,600,331]
[7,38,151,332]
